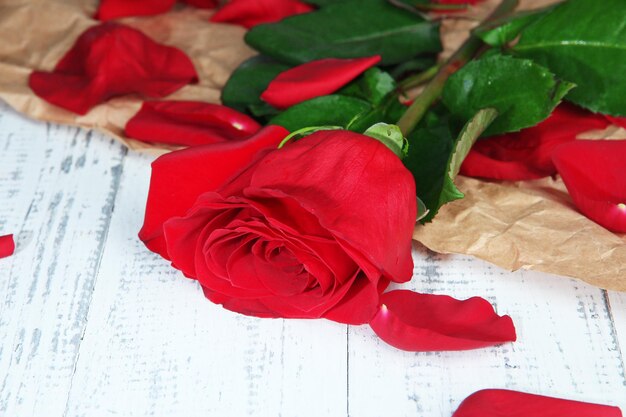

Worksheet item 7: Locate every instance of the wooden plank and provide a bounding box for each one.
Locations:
[63,151,348,417]
[0,103,126,416]
[608,291,626,373]
[348,245,626,417]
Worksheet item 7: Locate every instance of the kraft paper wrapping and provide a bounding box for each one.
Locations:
[0,0,624,291]
[0,0,255,152]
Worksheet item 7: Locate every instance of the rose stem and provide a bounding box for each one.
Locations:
[397,0,519,137]
[397,63,442,92]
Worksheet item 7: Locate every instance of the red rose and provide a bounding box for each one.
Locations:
[140,127,416,324]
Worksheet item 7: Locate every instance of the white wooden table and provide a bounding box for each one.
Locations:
[1,100,625,417]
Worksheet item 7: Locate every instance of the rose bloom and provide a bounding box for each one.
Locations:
[139,126,417,324]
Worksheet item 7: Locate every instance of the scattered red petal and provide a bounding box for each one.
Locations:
[369,290,516,351]
[125,101,261,146]
[261,56,381,109]
[139,125,289,258]
[29,23,197,115]
[605,115,626,130]
[210,0,314,29]
[96,0,175,20]
[552,140,626,233]
[182,0,219,8]
[453,389,622,417]
[0,234,15,259]
[461,104,610,181]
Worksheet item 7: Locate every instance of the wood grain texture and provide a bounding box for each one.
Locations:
[0,102,625,417]
[349,247,626,417]
[0,102,126,417]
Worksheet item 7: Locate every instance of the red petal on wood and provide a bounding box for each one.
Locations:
[552,140,626,233]
[453,389,622,417]
[0,234,15,259]
[261,56,381,109]
[369,290,516,351]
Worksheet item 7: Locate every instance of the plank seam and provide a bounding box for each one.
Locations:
[61,143,128,417]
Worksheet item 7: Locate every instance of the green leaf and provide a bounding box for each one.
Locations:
[474,5,556,47]
[442,54,574,136]
[245,0,441,66]
[416,196,430,222]
[363,123,407,158]
[269,95,371,132]
[221,56,289,113]
[388,56,436,80]
[448,108,498,179]
[339,68,396,105]
[513,0,626,116]
[404,109,497,222]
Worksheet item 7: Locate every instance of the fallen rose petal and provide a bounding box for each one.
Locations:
[125,101,261,146]
[552,140,626,233]
[0,234,15,259]
[139,125,289,258]
[29,23,198,115]
[461,104,610,180]
[210,0,314,29]
[261,56,381,109]
[605,115,626,130]
[96,0,175,20]
[369,290,516,351]
[453,389,622,417]
[182,0,219,8]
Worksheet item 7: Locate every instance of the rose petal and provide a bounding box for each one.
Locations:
[210,0,314,29]
[605,115,626,130]
[0,234,15,259]
[461,104,610,181]
[243,130,416,283]
[125,101,261,146]
[139,126,288,258]
[369,290,516,351]
[29,23,197,115]
[261,56,381,109]
[96,0,175,20]
[453,389,622,417]
[182,0,219,8]
[552,140,626,233]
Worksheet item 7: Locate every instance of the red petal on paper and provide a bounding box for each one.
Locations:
[261,56,381,109]
[139,126,289,258]
[96,0,175,20]
[552,140,626,233]
[461,104,610,181]
[182,0,219,8]
[210,0,314,29]
[125,101,261,146]
[453,389,622,417]
[0,234,15,259]
[369,290,516,351]
[29,23,197,115]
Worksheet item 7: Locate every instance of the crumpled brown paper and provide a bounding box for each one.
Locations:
[414,177,626,291]
[0,0,624,291]
[0,0,255,152]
